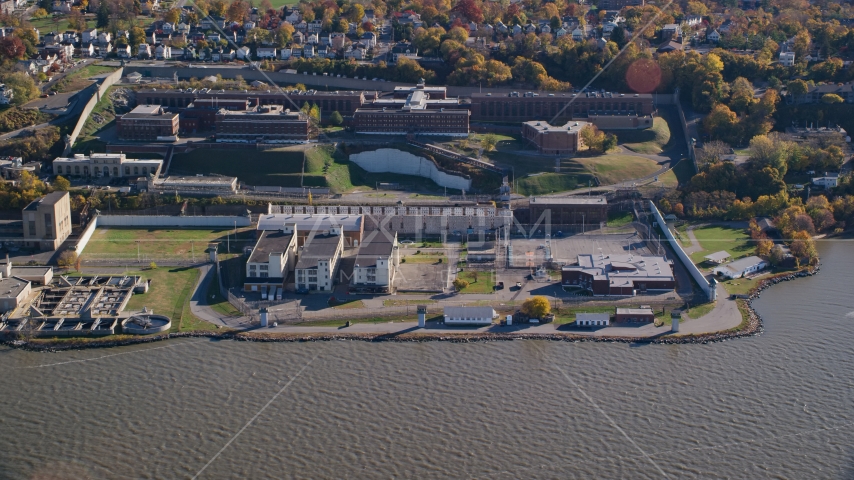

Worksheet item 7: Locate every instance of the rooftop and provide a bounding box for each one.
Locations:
[0,277,29,299]
[248,230,294,264]
[122,105,178,119]
[564,253,674,287]
[355,235,396,267]
[24,191,68,211]
[155,176,236,187]
[258,213,363,232]
[718,256,767,273]
[704,251,731,263]
[523,120,590,133]
[296,233,341,269]
[616,307,654,315]
[530,196,607,205]
[443,306,495,318]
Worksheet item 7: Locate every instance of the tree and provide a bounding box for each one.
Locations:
[329,111,343,125]
[32,7,49,18]
[347,3,364,22]
[702,104,738,142]
[67,9,88,31]
[0,72,39,106]
[451,0,483,23]
[609,25,627,48]
[481,133,498,152]
[821,93,844,104]
[54,175,70,191]
[149,262,158,270]
[521,296,551,319]
[164,7,181,24]
[728,76,755,115]
[0,37,26,63]
[755,238,773,257]
[769,244,785,266]
[57,250,78,268]
[452,278,469,291]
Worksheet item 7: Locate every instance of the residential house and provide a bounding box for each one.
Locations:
[307,33,319,44]
[236,45,251,60]
[137,43,152,59]
[80,43,95,57]
[662,23,681,40]
[290,46,302,58]
[390,41,418,63]
[684,15,702,27]
[116,44,132,58]
[257,46,277,58]
[307,19,323,33]
[294,229,344,292]
[81,28,98,44]
[496,21,508,33]
[812,173,840,189]
[780,52,795,66]
[657,40,683,53]
[556,27,568,38]
[154,44,172,60]
[183,45,196,59]
[602,21,619,34]
[0,84,13,105]
[280,47,292,60]
[284,9,301,23]
[316,45,330,58]
[330,32,346,50]
[512,24,523,35]
[292,31,305,44]
[97,32,112,44]
[361,9,375,23]
[303,44,314,58]
[199,16,225,30]
[343,45,366,60]
[572,27,584,41]
[360,31,376,48]
[707,29,720,43]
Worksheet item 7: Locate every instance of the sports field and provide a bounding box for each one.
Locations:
[82,227,255,261]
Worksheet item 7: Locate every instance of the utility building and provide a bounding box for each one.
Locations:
[22,191,72,251]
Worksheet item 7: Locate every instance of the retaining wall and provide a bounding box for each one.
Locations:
[648,200,714,300]
[350,149,472,191]
[65,67,124,154]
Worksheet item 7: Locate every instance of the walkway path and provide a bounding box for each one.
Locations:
[676,284,743,335]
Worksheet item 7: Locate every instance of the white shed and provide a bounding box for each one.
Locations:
[713,256,769,279]
[443,306,497,325]
[576,313,610,327]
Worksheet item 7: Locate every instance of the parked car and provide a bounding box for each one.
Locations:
[494,282,505,290]
[296,287,309,294]
[515,281,522,288]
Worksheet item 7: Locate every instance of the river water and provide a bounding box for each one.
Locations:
[1,241,852,479]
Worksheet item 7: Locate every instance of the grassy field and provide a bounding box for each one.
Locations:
[267,0,300,7]
[516,173,580,196]
[401,253,447,264]
[123,267,218,332]
[170,148,305,187]
[383,299,437,306]
[688,225,753,264]
[76,86,122,143]
[206,266,242,317]
[607,211,634,227]
[575,154,661,185]
[322,145,450,194]
[82,227,255,261]
[617,115,673,154]
[685,302,715,319]
[456,270,494,294]
[51,65,117,94]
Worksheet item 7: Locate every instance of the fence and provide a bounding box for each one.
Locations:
[647,200,714,301]
[65,67,124,154]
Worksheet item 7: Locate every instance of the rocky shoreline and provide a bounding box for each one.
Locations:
[2,267,819,352]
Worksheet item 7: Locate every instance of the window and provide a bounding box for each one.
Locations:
[28,221,36,236]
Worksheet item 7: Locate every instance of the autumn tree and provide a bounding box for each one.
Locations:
[163,7,181,24]
[521,296,551,319]
[54,176,71,191]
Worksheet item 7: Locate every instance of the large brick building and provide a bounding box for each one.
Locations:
[214,105,311,143]
[522,120,589,154]
[470,91,654,123]
[180,98,249,132]
[136,88,370,116]
[352,85,470,136]
[527,196,608,226]
[561,254,674,296]
[116,105,179,141]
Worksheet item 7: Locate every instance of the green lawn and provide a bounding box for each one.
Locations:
[82,227,255,260]
[617,115,673,154]
[323,145,449,194]
[267,0,300,7]
[456,270,495,293]
[170,148,305,187]
[685,302,715,319]
[122,267,218,332]
[205,266,242,317]
[607,211,634,227]
[575,155,662,185]
[517,172,581,196]
[401,254,447,264]
[688,226,753,264]
[383,299,437,306]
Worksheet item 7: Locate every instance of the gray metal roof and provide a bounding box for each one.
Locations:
[296,233,341,269]
[443,306,495,318]
[248,230,294,264]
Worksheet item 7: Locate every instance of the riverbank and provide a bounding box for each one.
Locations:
[2,267,819,352]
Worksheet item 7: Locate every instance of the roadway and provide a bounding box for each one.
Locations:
[0,83,97,141]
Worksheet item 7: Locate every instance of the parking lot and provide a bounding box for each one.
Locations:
[509,231,650,267]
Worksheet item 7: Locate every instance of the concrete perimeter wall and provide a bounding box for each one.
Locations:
[648,200,715,300]
[73,216,100,252]
[350,149,472,191]
[65,67,124,154]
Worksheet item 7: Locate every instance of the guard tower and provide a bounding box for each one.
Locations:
[417,305,427,327]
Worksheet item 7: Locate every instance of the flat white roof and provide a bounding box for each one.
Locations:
[718,256,767,273]
[257,213,362,232]
[704,251,731,262]
[576,313,610,321]
[530,196,607,205]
